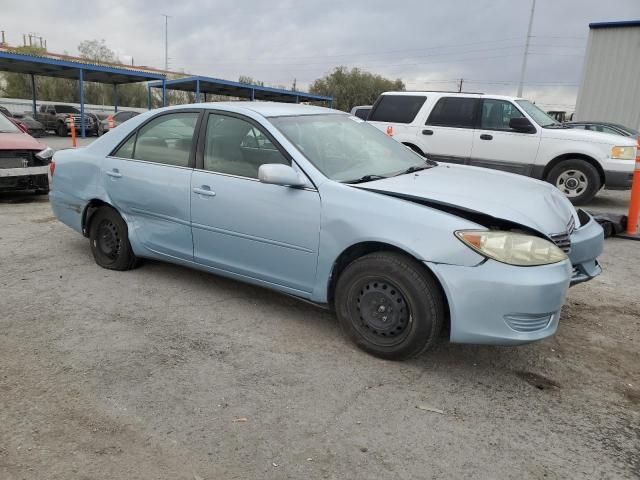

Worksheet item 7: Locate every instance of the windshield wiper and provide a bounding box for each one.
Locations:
[395,162,435,176]
[344,174,388,184]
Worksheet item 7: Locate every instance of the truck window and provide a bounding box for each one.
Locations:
[369,95,426,124]
[426,97,479,128]
[480,99,526,131]
[55,105,80,114]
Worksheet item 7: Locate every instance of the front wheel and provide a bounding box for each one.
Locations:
[546,159,600,205]
[335,252,444,360]
[56,122,67,137]
[88,207,138,270]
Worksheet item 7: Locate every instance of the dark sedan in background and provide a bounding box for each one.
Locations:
[0,106,46,137]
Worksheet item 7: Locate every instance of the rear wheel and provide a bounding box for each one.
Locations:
[88,207,138,270]
[335,252,444,360]
[546,159,600,205]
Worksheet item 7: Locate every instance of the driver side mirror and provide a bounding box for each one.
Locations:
[258,164,307,187]
[509,117,536,133]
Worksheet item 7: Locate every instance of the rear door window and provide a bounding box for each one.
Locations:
[426,97,480,128]
[133,112,198,167]
[368,95,426,124]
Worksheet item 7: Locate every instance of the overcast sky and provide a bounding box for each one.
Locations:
[2,0,639,109]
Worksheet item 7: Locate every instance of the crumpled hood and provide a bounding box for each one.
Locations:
[358,163,577,234]
[0,131,46,151]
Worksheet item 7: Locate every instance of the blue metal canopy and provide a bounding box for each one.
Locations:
[0,50,167,137]
[148,75,332,105]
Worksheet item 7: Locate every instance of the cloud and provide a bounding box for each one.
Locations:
[2,0,638,110]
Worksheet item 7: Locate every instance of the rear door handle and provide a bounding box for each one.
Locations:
[193,186,216,197]
[480,134,493,140]
[422,129,434,135]
[106,169,122,178]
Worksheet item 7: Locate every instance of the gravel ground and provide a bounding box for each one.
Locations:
[0,192,638,480]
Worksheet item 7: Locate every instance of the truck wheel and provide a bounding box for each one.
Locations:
[335,252,444,360]
[88,207,139,271]
[56,122,67,137]
[546,159,600,205]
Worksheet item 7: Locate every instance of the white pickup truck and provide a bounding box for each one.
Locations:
[367,91,637,204]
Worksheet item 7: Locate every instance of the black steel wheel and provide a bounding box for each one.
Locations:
[335,252,444,360]
[88,206,138,270]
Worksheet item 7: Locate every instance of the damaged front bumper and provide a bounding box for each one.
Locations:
[568,210,604,286]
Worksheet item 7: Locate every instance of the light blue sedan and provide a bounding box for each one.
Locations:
[49,102,604,359]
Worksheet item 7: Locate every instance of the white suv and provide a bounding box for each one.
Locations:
[367,92,637,204]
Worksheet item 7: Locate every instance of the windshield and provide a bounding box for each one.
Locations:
[270,114,433,182]
[0,113,20,133]
[55,105,80,113]
[515,100,559,127]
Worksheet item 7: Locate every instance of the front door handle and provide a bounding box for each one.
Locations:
[193,186,216,197]
[106,169,122,178]
[422,129,434,135]
[480,134,493,140]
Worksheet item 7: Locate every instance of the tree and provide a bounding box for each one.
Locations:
[238,75,264,87]
[309,67,405,112]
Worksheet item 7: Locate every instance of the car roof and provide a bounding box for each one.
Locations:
[172,101,340,118]
[379,91,523,101]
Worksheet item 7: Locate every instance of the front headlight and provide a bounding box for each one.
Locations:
[36,147,54,161]
[611,146,636,160]
[455,230,567,266]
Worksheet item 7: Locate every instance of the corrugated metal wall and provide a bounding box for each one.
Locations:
[574,26,640,130]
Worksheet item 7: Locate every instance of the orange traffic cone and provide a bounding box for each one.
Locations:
[108,115,114,129]
[625,137,640,235]
[69,116,77,148]
[386,125,393,136]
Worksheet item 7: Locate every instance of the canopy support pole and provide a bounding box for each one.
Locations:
[79,69,85,138]
[196,79,201,102]
[162,79,166,107]
[113,84,118,113]
[30,74,36,116]
[147,84,152,110]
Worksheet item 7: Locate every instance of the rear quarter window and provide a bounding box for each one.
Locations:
[426,97,480,128]
[369,95,426,124]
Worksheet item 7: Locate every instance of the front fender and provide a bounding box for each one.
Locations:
[309,181,485,303]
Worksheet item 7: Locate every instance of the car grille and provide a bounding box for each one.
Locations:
[549,216,575,254]
[69,114,92,124]
[0,150,37,168]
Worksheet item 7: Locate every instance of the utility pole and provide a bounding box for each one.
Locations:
[458,78,463,93]
[517,0,536,97]
[161,14,170,71]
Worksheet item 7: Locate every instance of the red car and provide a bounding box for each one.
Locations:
[0,112,53,194]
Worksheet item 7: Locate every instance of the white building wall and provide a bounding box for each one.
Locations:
[574,24,640,131]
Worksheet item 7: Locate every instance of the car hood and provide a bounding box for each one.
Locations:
[0,131,46,150]
[541,126,636,146]
[357,163,576,235]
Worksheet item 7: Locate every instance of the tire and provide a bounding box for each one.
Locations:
[335,252,444,360]
[88,206,138,271]
[56,122,67,137]
[546,159,600,205]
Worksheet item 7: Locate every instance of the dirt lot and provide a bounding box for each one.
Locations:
[1,192,638,480]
